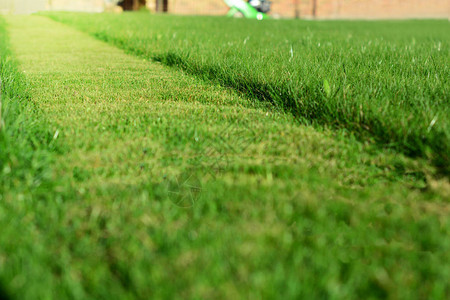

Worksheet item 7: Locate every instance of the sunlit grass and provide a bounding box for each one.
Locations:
[0,15,448,300]
[44,13,449,174]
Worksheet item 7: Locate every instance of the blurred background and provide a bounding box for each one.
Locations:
[0,0,448,19]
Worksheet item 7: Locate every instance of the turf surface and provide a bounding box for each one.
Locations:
[0,14,449,300]
[45,13,450,174]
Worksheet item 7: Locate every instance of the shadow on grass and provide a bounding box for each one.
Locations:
[153,51,449,176]
[0,282,11,300]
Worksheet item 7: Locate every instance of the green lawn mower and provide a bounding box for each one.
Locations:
[224,0,271,20]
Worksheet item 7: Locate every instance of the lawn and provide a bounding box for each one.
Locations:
[45,13,450,174]
[0,13,449,300]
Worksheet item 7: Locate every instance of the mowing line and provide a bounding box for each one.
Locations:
[4,15,443,197]
[2,15,448,300]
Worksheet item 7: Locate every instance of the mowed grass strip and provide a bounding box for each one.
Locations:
[0,15,449,300]
[0,16,59,200]
[44,13,450,174]
[0,15,68,299]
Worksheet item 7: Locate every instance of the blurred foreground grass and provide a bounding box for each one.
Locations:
[0,15,449,300]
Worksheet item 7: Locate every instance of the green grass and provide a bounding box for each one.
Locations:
[0,17,61,203]
[0,15,67,299]
[0,14,449,300]
[44,13,450,174]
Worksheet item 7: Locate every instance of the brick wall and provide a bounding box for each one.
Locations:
[169,0,228,15]
[166,0,449,19]
[2,0,447,18]
[332,0,448,19]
